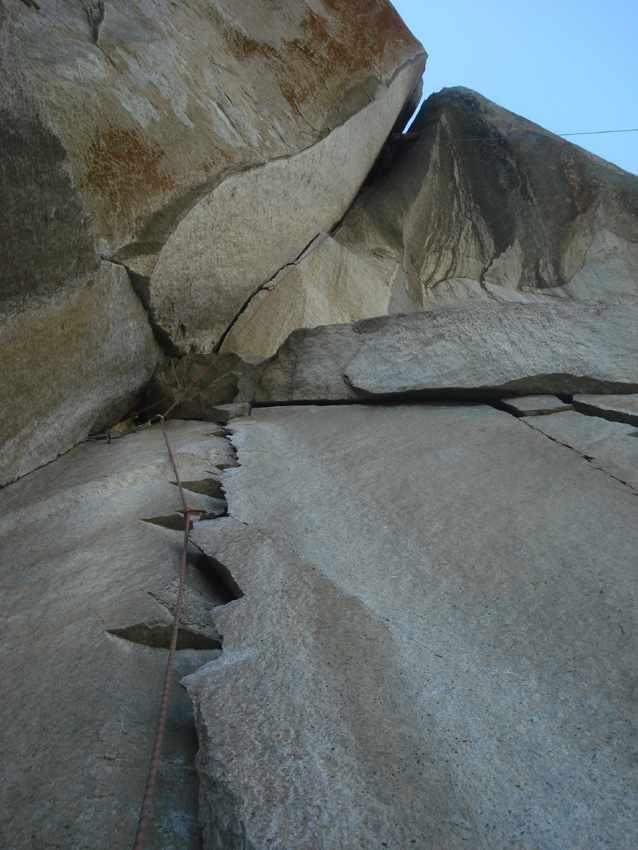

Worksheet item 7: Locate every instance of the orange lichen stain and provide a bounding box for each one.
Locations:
[222,28,279,63]
[320,0,417,66]
[83,128,175,215]
[222,1,420,115]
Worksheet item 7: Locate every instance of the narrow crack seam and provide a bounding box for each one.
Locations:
[214,232,327,352]
[498,406,638,494]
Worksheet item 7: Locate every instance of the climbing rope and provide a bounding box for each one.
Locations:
[131,415,207,850]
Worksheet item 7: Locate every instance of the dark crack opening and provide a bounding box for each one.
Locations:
[108,622,222,651]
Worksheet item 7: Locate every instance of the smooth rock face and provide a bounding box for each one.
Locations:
[255,300,638,402]
[0,420,238,850]
[219,233,400,361]
[0,0,424,479]
[330,86,638,311]
[573,393,638,425]
[186,404,638,850]
[0,263,159,485]
[523,409,638,490]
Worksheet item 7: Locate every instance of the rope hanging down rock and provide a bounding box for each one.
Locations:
[131,415,207,850]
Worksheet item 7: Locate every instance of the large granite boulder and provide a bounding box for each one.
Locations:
[223,86,638,359]
[0,0,424,482]
[255,300,638,402]
[185,403,638,849]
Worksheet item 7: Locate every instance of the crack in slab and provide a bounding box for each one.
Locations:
[493,399,574,418]
[214,233,328,353]
[108,621,222,651]
[496,405,638,494]
[174,478,225,500]
[572,398,638,427]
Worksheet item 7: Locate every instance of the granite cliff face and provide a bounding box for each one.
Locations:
[222,87,638,359]
[0,0,424,483]
[2,5,638,850]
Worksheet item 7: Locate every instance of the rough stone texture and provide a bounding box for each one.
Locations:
[0,262,159,486]
[523,409,638,490]
[255,300,638,403]
[330,86,638,312]
[0,0,424,479]
[0,420,238,850]
[186,404,638,850]
[573,393,638,425]
[499,396,573,415]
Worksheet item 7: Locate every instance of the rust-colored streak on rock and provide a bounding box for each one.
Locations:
[223,1,420,114]
[321,0,416,65]
[83,128,176,215]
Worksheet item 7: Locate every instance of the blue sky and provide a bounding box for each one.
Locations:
[391,0,638,174]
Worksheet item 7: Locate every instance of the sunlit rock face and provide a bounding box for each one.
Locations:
[185,402,638,850]
[224,85,638,361]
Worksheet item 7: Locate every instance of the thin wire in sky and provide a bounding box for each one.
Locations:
[559,128,638,137]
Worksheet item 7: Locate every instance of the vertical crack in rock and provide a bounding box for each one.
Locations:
[188,548,244,606]
[221,427,241,470]
[214,232,327,354]
[109,425,245,845]
[99,256,179,357]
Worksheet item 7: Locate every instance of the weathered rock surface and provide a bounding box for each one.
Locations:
[500,395,572,415]
[522,409,638,490]
[149,52,423,354]
[255,300,638,402]
[0,262,159,486]
[0,0,424,480]
[0,420,239,850]
[573,393,638,425]
[186,404,638,849]
[218,86,638,358]
[334,86,638,309]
